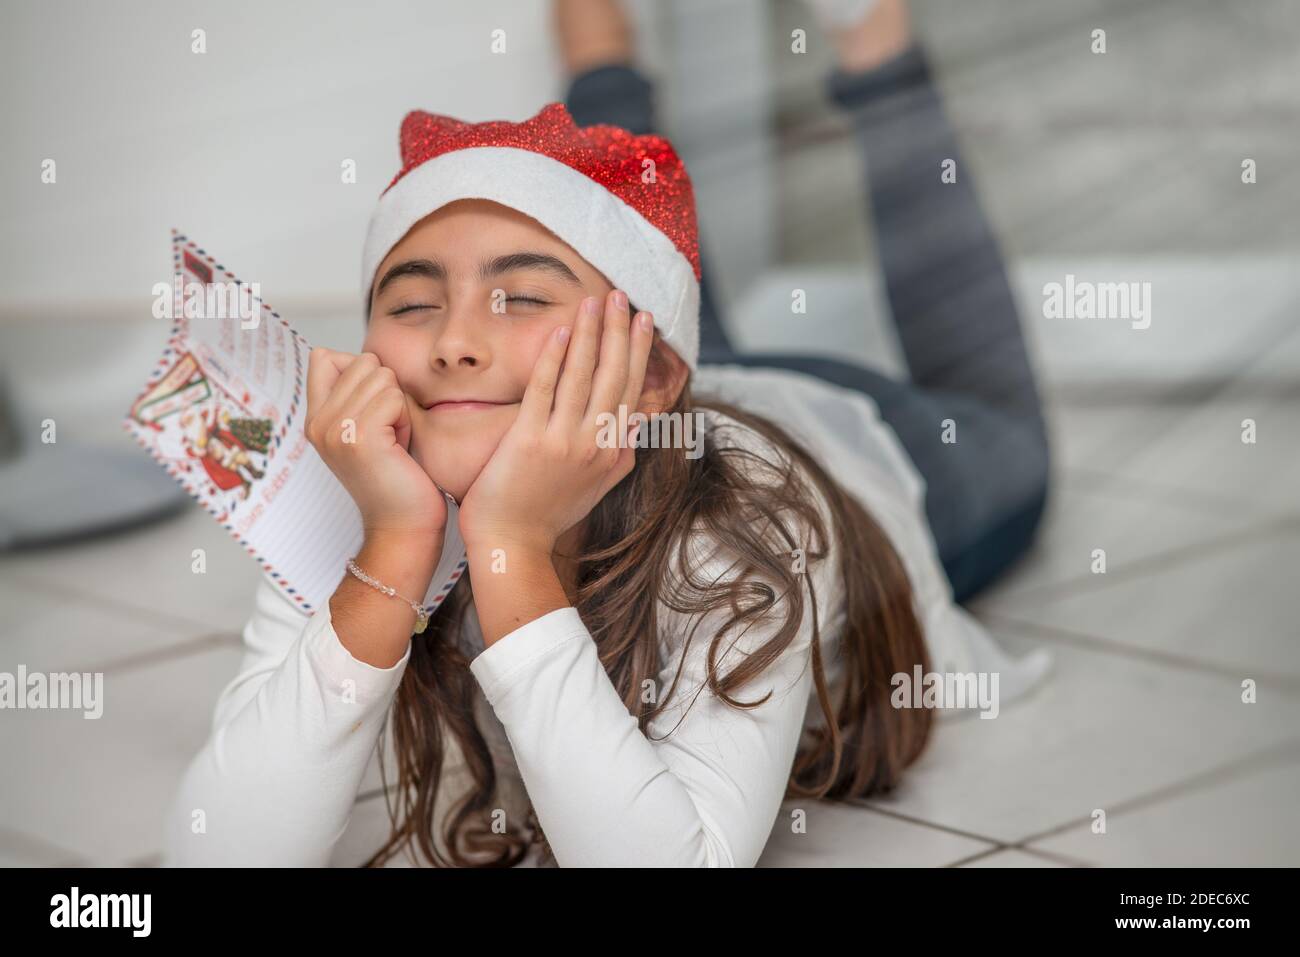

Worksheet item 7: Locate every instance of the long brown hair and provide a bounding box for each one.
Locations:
[363,346,935,867]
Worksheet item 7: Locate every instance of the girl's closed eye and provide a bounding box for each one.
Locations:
[388,300,440,318]
[500,291,556,311]
[386,294,553,319]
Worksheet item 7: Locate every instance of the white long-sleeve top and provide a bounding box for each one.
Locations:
[162,363,1042,868]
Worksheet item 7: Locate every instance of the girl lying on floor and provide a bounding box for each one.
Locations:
[164,2,1052,868]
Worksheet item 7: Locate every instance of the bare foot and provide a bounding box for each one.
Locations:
[824,0,913,74]
[552,0,635,76]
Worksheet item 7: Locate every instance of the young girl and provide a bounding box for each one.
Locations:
[163,14,1051,869]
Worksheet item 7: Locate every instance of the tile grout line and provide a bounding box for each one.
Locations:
[1010,736,1300,850]
[1061,463,1300,521]
[944,846,1010,868]
[1009,846,1094,868]
[8,568,253,638]
[366,780,1033,864]
[973,510,1300,611]
[1049,377,1300,404]
[944,844,1093,869]
[85,632,242,677]
[844,745,1300,866]
[1057,464,1299,520]
[1041,296,1300,496]
[843,798,1009,850]
[978,610,1300,695]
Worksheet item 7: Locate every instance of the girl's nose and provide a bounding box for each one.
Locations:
[427,301,489,370]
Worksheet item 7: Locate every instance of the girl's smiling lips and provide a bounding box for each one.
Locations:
[423,398,514,413]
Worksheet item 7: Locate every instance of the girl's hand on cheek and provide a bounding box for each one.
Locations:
[305,348,448,547]
[458,291,654,560]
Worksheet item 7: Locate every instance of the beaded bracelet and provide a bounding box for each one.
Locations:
[345,558,429,634]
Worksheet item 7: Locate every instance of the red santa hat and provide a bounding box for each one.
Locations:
[361,102,703,371]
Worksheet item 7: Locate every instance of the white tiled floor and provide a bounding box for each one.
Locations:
[0,509,265,637]
[758,799,995,867]
[0,577,187,675]
[0,642,244,866]
[4,362,1296,866]
[1032,751,1300,868]
[960,849,1068,868]
[858,632,1300,849]
[967,476,1255,611]
[982,529,1300,683]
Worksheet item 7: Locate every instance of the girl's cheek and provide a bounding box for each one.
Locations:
[361,315,406,350]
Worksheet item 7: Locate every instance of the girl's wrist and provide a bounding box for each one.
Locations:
[329,532,443,669]
[464,532,555,567]
[357,528,443,598]
[465,543,571,648]
[362,523,444,552]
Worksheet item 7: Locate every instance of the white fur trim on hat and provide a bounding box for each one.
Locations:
[362,145,700,371]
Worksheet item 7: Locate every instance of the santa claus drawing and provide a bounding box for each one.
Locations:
[179,406,267,499]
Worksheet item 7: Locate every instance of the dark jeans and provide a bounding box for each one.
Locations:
[565,48,1050,603]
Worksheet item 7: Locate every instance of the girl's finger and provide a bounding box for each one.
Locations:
[395,394,414,451]
[552,296,602,425]
[342,367,402,433]
[517,323,572,431]
[359,389,409,447]
[317,351,381,422]
[306,347,352,416]
[587,289,631,423]
[619,311,655,416]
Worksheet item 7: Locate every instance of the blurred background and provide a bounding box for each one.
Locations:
[1,0,1297,866]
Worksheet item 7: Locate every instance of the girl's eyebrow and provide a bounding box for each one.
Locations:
[372,252,582,301]
[373,258,444,298]
[479,252,582,287]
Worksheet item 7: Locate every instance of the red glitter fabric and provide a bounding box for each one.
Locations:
[386,102,701,282]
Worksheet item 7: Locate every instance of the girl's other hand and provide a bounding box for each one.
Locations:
[457,289,654,559]
[305,348,448,544]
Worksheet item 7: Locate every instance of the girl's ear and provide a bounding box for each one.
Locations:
[638,334,689,416]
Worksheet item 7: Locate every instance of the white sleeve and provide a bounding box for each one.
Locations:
[162,573,412,866]
[468,522,841,868]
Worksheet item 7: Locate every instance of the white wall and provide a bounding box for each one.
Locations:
[0,0,773,318]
